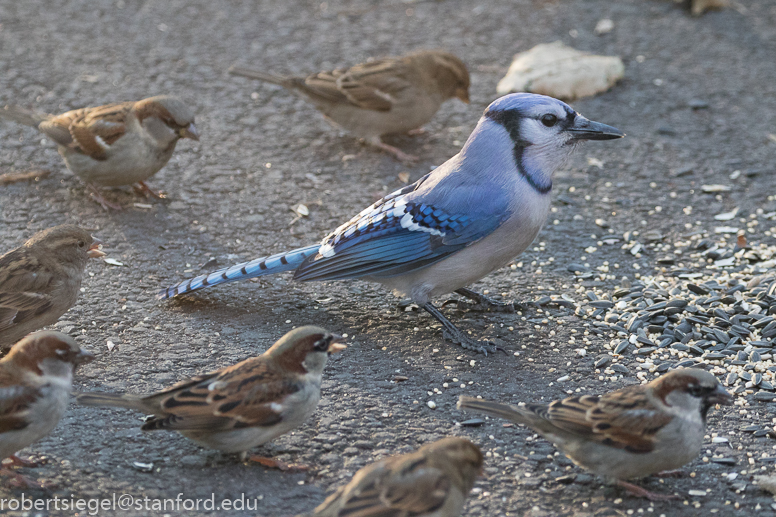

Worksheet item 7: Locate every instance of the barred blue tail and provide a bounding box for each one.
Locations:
[158,245,320,299]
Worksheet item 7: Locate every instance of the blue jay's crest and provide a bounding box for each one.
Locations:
[484,93,575,120]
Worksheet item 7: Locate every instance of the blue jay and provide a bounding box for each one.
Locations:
[160,94,624,353]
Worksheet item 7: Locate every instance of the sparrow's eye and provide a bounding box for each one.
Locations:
[313,336,331,352]
[77,240,86,248]
[687,384,707,398]
[541,114,558,127]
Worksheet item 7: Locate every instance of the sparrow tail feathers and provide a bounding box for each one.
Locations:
[0,105,49,127]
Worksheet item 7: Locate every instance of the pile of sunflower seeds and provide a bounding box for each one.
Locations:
[572,236,776,398]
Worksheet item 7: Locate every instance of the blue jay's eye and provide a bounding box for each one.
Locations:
[541,114,558,127]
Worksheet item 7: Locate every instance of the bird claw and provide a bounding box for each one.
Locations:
[0,468,52,490]
[247,455,307,472]
[366,138,418,163]
[89,193,123,210]
[442,329,505,356]
[464,299,516,314]
[406,127,427,136]
[655,469,686,478]
[453,289,517,313]
[133,181,165,199]
[5,455,40,468]
[616,480,678,501]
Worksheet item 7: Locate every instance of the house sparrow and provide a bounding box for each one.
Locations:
[0,225,105,353]
[300,437,483,517]
[0,96,198,209]
[0,331,94,487]
[76,326,345,467]
[458,368,732,500]
[229,50,469,162]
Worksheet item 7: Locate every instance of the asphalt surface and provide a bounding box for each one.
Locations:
[1,0,776,515]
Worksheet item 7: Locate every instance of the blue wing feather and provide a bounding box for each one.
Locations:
[293,172,509,282]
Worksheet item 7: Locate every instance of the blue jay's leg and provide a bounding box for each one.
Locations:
[421,303,504,355]
[452,287,517,313]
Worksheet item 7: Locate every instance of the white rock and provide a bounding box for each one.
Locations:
[714,208,739,221]
[497,41,624,100]
[427,401,437,409]
[688,489,707,497]
[755,475,776,495]
[594,19,614,35]
[702,184,732,193]
[103,258,125,267]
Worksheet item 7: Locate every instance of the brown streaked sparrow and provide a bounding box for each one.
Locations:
[0,225,105,353]
[458,368,732,500]
[0,95,198,209]
[300,437,483,517]
[0,331,94,487]
[229,50,470,162]
[76,326,345,468]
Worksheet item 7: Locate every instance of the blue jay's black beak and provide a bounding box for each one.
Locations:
[566,117,625,141]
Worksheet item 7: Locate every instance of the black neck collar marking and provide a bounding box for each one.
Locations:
[485,109,553,195]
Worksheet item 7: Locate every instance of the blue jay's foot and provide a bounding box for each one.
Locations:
[422,302,505,356]
[453,288,516,313]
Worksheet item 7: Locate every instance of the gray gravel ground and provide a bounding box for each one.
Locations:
[2,0,776,515]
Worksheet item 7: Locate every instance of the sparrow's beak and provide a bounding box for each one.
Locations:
[179,122,200,141]
[708,384,734,406]
[566,116,625,141]
[73,348,96,367]
[87,238,106,259]
[456,88,470,104]
[328,334,347,354]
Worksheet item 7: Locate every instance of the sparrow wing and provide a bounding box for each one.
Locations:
[537,384,674,453]
[0,249,56,334]
[0,371,44,433]
[0,292,53,334]
[39,102,132,160]
[313,453,450,516]
[141,357,300,432]
[298,58,412,112]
